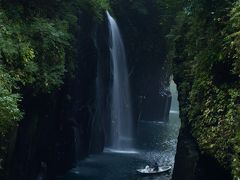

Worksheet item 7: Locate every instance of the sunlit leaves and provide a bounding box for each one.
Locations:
[225,1,240,76]
[0,0,110,147]
[0,67,22,136]
[0,0,110,178]
[29,18,70,92]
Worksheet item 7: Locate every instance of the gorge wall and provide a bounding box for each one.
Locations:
[110,0,173,121]
[0,1,173,180]
[170,1,240,179]
[0,1,110,179]
[2,1,240,180]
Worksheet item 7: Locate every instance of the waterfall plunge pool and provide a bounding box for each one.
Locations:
[56,110,180,180]
[56,10,180,180]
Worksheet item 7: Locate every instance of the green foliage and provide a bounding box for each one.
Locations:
[79,0,110,21]
[0,67,22,136]
[169,0,240,179]
[232,121,240,179]
[29,18,70,92]
[225,0,240,76]
[0,0,110,125]
[0,1,108,120]
[0,0,109,177]
[0,10,70,92]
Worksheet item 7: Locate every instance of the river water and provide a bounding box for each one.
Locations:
[57,82,180,180]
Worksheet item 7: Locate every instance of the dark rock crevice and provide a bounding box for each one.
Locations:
[4,11,110,180]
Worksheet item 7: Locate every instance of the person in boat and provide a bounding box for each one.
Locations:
[153,162,159,171]
[145,165,150,171]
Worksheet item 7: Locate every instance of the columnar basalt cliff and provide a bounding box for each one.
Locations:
[0,1,173,179]
[0,1,110,179]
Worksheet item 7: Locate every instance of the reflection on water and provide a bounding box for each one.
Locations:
[57,81,180,180]
[57,112,180,180]
[104,148,139,154]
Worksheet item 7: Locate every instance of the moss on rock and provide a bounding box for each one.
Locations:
[170,0,240,179]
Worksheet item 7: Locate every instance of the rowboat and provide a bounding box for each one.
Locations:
[136,165,171,175]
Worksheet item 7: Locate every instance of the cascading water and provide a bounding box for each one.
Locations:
[106,11,133,150]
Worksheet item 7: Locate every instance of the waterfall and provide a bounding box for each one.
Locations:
[106,11,133,150]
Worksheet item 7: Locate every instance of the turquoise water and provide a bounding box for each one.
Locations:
[57,81,180,180]
[57,111,180,180]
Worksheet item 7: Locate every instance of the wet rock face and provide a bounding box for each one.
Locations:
[110,1,171,122]
[5,4,172,180]
[6,12,110,180]
[139,92,172,121]
[5,93,62,180]
[173,128,232,180]
[49,13,110,177]
[172,130,200,180]
[172,76,232,180]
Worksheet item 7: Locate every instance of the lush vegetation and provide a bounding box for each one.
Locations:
[0,0,109,177]
[168,0,240,179]
[0,0,239,179]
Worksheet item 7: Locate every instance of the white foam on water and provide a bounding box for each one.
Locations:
[170,110,179,114]
[104,148,139,154]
